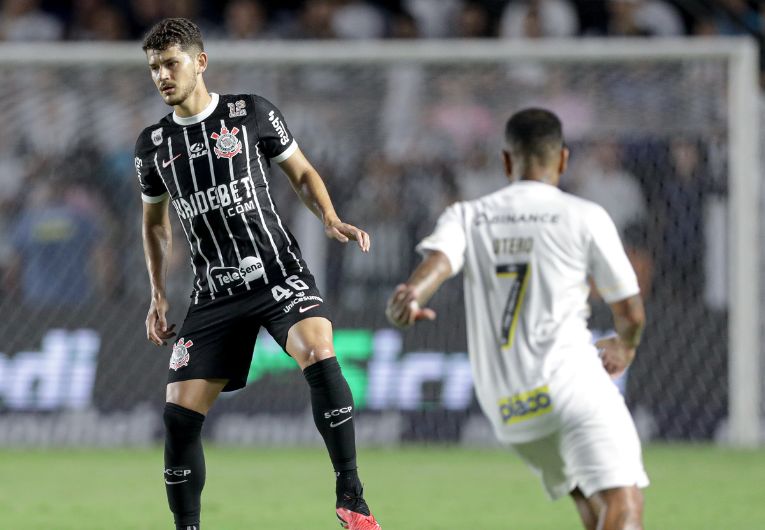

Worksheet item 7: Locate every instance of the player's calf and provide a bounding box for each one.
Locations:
[303,357,358,474]
[592,486,644,530]
[303,357,381,527]
[164,403,206,530]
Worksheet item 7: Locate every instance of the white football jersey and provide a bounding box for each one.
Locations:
[417,180,640,443]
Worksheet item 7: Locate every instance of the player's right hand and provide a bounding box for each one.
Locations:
[146,295,176,346]
[385,284,436,328]
[596,336,635,379]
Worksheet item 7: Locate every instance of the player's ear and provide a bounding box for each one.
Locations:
[502,150,513,179]
[559,145,570,175]
[196,51,208,74]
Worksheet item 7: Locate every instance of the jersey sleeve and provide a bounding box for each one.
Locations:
[416,203,467,277]
[586,205,640,303]
[253,96,298,163]
[134,131,168,203]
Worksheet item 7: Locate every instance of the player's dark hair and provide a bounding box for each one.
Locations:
[142,18,204,53]
[504,108,564,164]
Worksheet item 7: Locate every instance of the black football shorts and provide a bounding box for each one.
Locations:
[166,270,330,391]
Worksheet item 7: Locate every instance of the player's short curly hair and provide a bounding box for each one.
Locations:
[505,108,564,164]
[142,18,204,53]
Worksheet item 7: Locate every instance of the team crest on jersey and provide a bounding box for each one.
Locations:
[151,128,163,146]
[170,338,193,371]
[228,100,246,117]
[211,126,242,159]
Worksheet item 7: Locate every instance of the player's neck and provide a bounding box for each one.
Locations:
[174,85,212,118]
[517,174,559,187]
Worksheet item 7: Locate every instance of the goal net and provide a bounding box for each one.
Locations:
[0,39,760,447]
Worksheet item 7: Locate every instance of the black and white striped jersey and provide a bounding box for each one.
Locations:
[134,93,306,303]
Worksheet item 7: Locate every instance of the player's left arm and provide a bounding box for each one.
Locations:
[279,149,370,253]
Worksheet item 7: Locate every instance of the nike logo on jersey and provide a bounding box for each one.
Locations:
[299,304,320,313]
[162,154,181,168]
[330,416,352,428]
[164,479,189,485]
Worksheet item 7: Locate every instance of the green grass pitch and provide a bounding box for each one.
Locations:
[0,444,763,529]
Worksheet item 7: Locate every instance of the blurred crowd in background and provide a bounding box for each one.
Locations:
[0,0,762,44]
[0,57,729,317]
[0,0,755,307]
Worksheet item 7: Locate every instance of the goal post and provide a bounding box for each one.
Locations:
[0,38,760,447]
[727,39,761,448]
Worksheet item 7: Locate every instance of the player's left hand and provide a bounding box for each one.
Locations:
[386,284,437,328]
[596,336,635,379]
[325,219,371,253]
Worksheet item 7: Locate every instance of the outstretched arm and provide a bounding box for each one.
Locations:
[386,250,453,328]
[596,294,645,377]
[279,148,370,253]
[142,198,176,346]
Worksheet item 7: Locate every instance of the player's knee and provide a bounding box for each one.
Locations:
[297,344,335,368]
[163,403,205,438]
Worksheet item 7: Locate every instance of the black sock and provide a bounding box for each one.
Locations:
[336,469,361,496]
[303,357,358,474]
[164,403,206,529]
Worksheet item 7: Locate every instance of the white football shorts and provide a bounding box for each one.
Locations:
[509,385,649,500]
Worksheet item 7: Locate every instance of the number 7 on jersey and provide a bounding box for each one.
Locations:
[496,263,530,349]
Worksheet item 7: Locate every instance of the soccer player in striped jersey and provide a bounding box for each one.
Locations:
[386,109,648,530]
[135,18,380,530]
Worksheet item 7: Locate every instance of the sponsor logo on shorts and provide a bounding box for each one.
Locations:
[170,338,193,371]
[211,256,264,289]
[498,385,552,425]
[283,295,322,314]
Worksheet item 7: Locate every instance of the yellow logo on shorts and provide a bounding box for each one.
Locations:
[498,385,552,425]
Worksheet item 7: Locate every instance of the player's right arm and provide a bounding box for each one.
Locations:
[586,204,645,377]
[386,251,452,328]
[135,132,175,346]
[597,294,645,377]
[386,204,466,328]
[142,198,176,346]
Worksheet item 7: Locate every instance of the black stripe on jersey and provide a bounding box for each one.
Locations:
[179,130,232,297]
[154,151,204,304]
[207,120,271,286]
[167,136,218,300]
[194,122,255,290]
[252,140,303,273]
[237,120,288,278]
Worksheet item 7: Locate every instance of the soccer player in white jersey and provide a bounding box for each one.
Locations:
[136,18,380,530]
[386,108,648,530]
